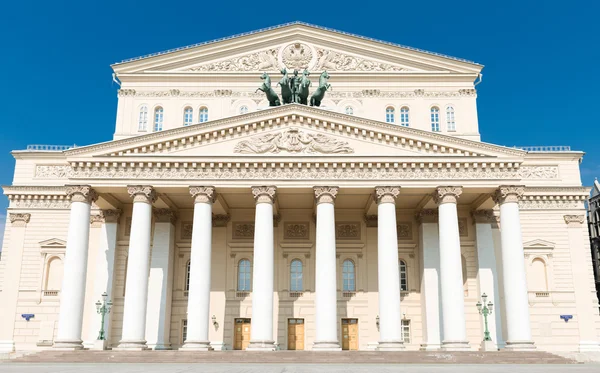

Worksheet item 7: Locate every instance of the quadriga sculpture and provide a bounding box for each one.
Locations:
[256,72,281,106]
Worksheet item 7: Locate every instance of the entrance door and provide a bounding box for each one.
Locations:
[341,318,359,350]
[287,318,305,350]
[234,318,251,350]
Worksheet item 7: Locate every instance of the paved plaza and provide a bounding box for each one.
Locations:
[0,364,599,373]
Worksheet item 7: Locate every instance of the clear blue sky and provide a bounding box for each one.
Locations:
[0,0,598,237]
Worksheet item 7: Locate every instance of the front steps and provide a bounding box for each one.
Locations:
[7,350,577,364]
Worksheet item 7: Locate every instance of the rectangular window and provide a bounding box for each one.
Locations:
[181,319,188,344]
[431,110,440,132]
[401,319,411,343]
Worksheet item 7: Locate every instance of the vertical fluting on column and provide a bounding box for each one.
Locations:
[54,185,98,350]
[183,186,216,351]
[247,186,277,351]
[312,186,342,351]
[434,186,469,351]
[118,186,156,350]
[375,187,405,351]
[493,186,535,350]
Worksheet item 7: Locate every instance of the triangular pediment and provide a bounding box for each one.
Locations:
[112,23,482,75]
[65,105,524,162]
[523,239,556,249]
[39,238,67,248]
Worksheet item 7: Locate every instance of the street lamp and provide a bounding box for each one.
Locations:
[476,293,494,342]
[95,292,113,340]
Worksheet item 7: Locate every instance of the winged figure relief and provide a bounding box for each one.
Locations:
[234,128,353,154]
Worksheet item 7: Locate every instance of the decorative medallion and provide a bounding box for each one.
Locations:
[282,43,313,70]
[284,222,310,239]
[397,222,412,240]
[233,222,255,239]
[336,222,361,240]
[181,221,193,239]
[234,128,353,154]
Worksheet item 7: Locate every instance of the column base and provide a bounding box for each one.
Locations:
[312,341,342,351]
[377,340,405,351]
[0,340,15,353]
[148,343,172,350]
[504,340,536,351]
[441,340,470,351]
[246,340,276,351]
[480,340,498,351]
[181,341,213,351]
[53,339,84,350]
[115,339,149,351]
[579,341,600,352]
[90,340,108,351]
[210,341,226,351]
[419,343,441,351]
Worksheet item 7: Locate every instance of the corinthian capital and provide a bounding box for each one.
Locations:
[251,186,277,204]
[127,185,157,204]
[9,213,31,226]
[471,209,496,224]
[189,186,216,204]
[493,185,525,204]
[314,186,339,204]
[374,186,401,204]
[433,186,463,205]
[415,209,438,224]
[66,185,98,204]
[153,208,178,224]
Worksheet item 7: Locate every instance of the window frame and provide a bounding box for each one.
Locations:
[399,259,408,292]
[183,107,193,126]
[345,106,354,115]
[138,105,148,131]
[401,319,411,343]
[290,259,303,292]
[342,259,356,292]
[199,107,209,123]
[446,105,456,132]
[430,106,440,132]
[154,106,164,131]
[385,106,395,123]
[237,258,252,291]
[239,105,249,115]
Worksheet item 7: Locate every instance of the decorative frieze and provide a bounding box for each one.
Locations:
[234,128,353,154]
[518,197,586,210]
[471,209,496,224]
[181,221,193,239]
[374,186,401,204]
[364,214,378,227]
[127,185,157,204]
[232,222,255,239]
[433,186,463,205]
[189,186,216,204]
[564,215,585,226]
[416,209,438,224]
[9,213,31,226]
[284,222,310,239]
[124,217,132,237]
[251,186,277,204]
[493,185,525,204]
[397,222,412,240]
[314,186,339,204]
[153,208,178,224]
[458,218,468,237]
[65,185,98,204]
[336,222,361,240]
[212,214,230,228]
[8,195,71,209]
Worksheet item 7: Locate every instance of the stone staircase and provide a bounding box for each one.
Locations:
[8,350,577,364]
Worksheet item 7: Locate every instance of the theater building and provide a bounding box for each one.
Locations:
[1,22,599,353]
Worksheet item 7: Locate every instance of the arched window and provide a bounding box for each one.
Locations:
[138,105,148,131]
[400,107,410,127]
[386,107,395,123]
[430,107,440,132]
[199,107,208,123]
[345,106,354,115]
[183,107,193,126]
[185,260,191,295]
[530,258,548,291]
[399,260,408,291]
[154,107,164,131]
[238,259,251,291]
[290,259,303,292]
[342,259,356,292]
[45,257,63,291]
[239,105,248,114]
[446,106,456,131]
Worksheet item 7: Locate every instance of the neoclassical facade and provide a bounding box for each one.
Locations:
[1,22,599,353]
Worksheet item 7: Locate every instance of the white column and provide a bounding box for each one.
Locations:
[247,186,277,351]
[0,214,30,353]
[313,186,341,351]
[54,186,97,350]
[117,185,156,350]
[182,186,216,351]
[375,187,404,351]
[145,208,176,350]
[418,210,442,351]
[494,186,535,350]
[85,209,121,349]
[473,210,503,350]
[435,186,469,351]
[564,215,600,351]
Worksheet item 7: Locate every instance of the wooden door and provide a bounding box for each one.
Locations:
[234,318,251,350]
[287,318,305,350]
[341,318,359,350]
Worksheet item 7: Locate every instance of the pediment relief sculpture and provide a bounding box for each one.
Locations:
[233,128,354,154]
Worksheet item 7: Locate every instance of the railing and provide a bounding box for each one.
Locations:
[535,291,550,298]
[26,144,77,151]
[43,290,59,297]
[236,291,250,298]
[513,146,571,152]
[342,291,356,298]
[289,291,304,298]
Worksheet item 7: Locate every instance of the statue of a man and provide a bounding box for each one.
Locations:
[290,69,302,103]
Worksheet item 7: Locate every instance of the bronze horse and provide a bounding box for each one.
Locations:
[310,71,331,107]
[298,69,311,105]
[277,68,292,104]
[256,72,281,106]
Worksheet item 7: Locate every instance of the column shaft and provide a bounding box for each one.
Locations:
[375,187,404,351]
[248,186,276,351]
[54,186,97,350]
[495,186,534,350]
[418,210,441,350]
[435,187,469,351]
[118,186,156,350]
[313,187,341,351]
[183,187,215,351]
